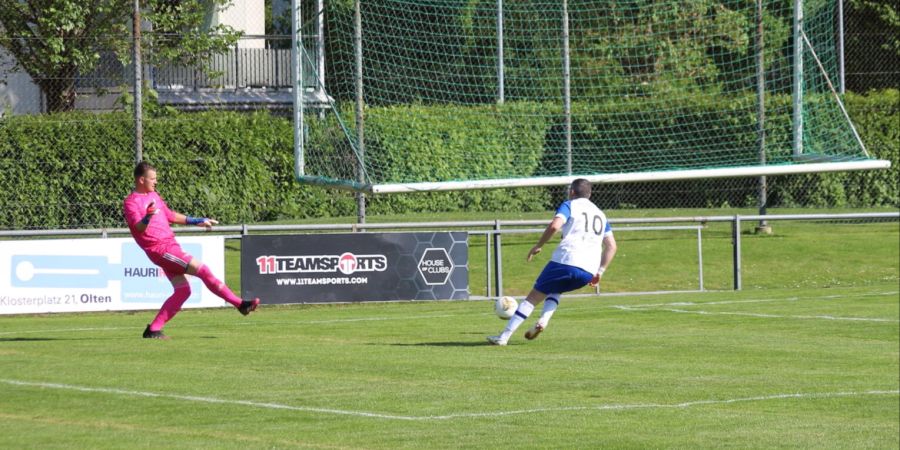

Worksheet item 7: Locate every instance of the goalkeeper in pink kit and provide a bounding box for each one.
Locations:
[123,162,259,339]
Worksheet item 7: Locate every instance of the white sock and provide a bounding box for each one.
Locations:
[537,295,560,327]
[500,301,535,341]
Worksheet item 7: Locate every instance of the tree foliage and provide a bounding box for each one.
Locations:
[0,0,241,113]
[845,0,899,91]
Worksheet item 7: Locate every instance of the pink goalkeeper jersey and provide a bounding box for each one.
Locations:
[123,191,178,251]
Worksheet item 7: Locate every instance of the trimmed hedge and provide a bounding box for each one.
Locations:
[759,90,899,208]
[0,112,350,229]
[533,91,897,209]
[362,102,550,214]
[0,90,896,229]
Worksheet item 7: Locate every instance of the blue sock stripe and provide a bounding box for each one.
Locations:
[514,310,529,319]
[546,297,559,305]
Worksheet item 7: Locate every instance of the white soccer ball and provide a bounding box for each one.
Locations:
[495,296,518,320]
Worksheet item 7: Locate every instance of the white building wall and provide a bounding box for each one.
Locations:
[214,0,266,48]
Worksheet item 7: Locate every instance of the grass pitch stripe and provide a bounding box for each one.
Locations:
[2,379,896,421]
[0,313,461,337]
[2,290,895,337]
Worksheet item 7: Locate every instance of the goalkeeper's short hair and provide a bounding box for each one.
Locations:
[134,161,156,179]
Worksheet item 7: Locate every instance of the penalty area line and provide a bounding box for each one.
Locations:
[1,379,896,421]
[612,290,899,310]
[611,305,898,323]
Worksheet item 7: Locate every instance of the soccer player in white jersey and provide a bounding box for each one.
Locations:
[488,178,617,345]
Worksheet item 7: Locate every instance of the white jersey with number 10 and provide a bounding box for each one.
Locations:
[550,197,613,274]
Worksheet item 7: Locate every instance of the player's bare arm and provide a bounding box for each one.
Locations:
[590,234,618,287]
[527,216,566,261]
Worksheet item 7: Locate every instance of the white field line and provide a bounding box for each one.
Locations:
[1,379,896,421]
[608,290,900,323]
[2,290,896,336]
[611,305,897,322]
[611,290,899,309]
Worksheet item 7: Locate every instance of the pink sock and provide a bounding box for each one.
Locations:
[150,283,191,331]
[195,264,242,307]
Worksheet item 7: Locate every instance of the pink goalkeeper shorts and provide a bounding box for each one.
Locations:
[146,243,194,279]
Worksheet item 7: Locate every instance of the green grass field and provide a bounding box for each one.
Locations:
[2,211,898,448]
[1,283,897,448]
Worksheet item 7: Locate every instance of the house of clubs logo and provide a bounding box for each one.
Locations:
[417,248,454,285]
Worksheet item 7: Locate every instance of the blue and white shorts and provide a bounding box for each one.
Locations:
[533,261,593,296]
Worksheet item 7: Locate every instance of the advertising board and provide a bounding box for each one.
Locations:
[241,232,468,303]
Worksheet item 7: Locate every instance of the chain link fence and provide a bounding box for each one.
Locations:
[0,1,897,232]
[845,31,899,93]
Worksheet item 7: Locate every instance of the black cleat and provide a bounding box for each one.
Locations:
[239,298,260,316]
[142,325,170,340]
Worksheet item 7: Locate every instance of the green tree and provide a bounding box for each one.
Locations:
[0,0,241,113]
[846,0,899,91]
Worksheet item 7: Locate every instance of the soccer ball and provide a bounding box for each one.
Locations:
[495,296,518,320]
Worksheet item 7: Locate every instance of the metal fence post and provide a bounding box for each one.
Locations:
[485,231,492,298]
[792,0,803,157]
[732,215,742,290]
[317,0,326,97]
[132,0,143,164]
[756,0,772,235]
[496,0,504,103]
[355,0,367,225]
[697,226,704,291]
[561,0,573,175]
[235,39,241,90]
[493,220,503,297]
[837,0,845,94]
[292,0,305,182]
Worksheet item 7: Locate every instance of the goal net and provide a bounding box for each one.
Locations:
[294,0,889,193]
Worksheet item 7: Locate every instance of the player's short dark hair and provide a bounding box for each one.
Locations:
[570,178,591,198]
[133,161,156,179]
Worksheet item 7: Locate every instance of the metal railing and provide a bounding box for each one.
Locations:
[151,35,318,92]
[75,35,319,94]
[2,212,896,298]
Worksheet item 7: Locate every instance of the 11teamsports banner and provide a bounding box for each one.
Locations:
[241,232,468,303]
[0,236,228,315]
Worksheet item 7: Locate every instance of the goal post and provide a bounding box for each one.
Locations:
[291,0,890,194]
[363,160,891,194]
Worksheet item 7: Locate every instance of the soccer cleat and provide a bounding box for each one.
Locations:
[238,298,260,316]
[486,335,508,346]
[142,325,170,340]
[524,322,545,340]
